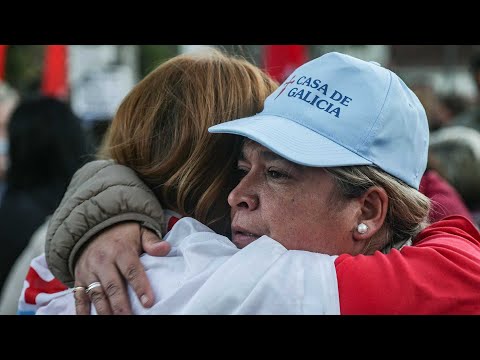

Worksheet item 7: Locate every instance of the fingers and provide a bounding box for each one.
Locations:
[75,252,114,315]
[94,268,132,315]
[142,227,171,256]
[116,250,154,308]
[83,279,113,315]
[73,222,143,314]
[76,252,134,315]
[72,222,164,314]
[73,284,90,315]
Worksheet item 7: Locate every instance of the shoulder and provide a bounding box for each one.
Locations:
[415,215,480,248]
[423,214,478,233]
[70,159,115,181]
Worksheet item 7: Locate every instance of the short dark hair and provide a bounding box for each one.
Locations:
[7,96,89,190]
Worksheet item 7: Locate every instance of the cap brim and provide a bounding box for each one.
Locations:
[209,114,373,168]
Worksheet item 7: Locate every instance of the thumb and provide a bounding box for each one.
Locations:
[141,227,171,256]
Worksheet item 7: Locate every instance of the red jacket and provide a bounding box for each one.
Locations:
[336,215,480,314]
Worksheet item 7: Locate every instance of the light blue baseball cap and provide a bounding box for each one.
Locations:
[209,51,429,189]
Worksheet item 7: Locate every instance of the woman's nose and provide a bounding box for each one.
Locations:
[228,176,259,211]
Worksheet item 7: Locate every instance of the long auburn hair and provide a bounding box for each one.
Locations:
[99,49,278,235]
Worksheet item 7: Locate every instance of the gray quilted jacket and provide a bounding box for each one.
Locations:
[45,160,165,287]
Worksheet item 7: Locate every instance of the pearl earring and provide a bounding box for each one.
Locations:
[357,223,368,234]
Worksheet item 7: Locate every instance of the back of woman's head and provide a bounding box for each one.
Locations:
[7,96,88,190]
[101,48,278,232]
[429,126,480,209]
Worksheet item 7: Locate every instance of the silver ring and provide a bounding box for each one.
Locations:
[72,286,86,293]
[85,282,102,294]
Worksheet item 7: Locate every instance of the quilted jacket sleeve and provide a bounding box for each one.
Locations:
[45,160,165,287]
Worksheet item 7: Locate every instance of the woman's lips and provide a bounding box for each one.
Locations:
[232,230,261,248]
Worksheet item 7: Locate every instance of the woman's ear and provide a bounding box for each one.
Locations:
[352,186,388,243]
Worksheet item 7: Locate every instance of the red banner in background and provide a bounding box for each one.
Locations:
[41,45,69,99]
[262,45,308,83]
[0,45,8,81]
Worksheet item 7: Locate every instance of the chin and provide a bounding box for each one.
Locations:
[232,236,258,249]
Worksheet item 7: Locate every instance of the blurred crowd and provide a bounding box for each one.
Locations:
[411,52,480,225]
[0,82,106,313]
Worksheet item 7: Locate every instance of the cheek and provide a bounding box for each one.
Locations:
[260,195,297,236]
[268,196,324,249]
[280,196,348,253]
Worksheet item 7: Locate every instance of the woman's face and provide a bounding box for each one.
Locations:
[228,141,362,254]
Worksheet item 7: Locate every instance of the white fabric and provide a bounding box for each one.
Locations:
[33,217,341,315]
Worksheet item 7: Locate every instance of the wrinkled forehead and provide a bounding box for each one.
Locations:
[240,140,282,161]
[241,139,264,152]
[239,140,308,173]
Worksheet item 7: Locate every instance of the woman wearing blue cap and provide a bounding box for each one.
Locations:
[22,51,480,314]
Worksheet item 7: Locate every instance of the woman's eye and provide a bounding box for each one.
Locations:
[268,170,287,179]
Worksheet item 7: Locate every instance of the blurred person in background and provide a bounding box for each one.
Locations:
[84,118,112,155]
[409,80,468,131]
[450,52,480,132]
[0,81,19,204]
[0,220,52,314]
[428,126,480,227]
[419,166,474,224]
[435,93,468,129]
[0,96,88,308]
[410,80,473,222]
[410,80,441,131]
